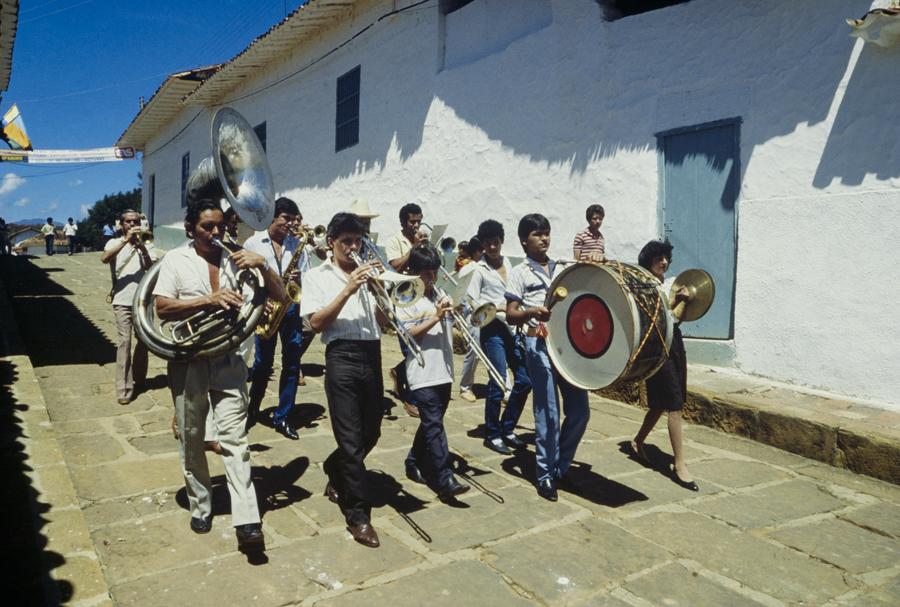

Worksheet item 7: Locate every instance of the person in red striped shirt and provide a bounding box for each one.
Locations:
[572,204,606,263]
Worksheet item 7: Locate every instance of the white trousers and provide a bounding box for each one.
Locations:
[168,353,260,527]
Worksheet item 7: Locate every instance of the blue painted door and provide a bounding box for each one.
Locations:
[659,119,739,339]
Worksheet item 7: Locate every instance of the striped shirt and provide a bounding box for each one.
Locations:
[572,227,605,260]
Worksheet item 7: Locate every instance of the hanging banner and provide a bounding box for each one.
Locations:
[0,147,136,163]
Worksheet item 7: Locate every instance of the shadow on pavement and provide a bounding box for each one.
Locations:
[500,449,648,508]
[0,358,74,605]
[1,257,115,367]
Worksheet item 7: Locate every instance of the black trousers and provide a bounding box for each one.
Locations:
[404,383,453,489]
[323,339,384,526]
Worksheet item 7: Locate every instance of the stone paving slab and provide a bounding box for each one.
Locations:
[5,253,900,606]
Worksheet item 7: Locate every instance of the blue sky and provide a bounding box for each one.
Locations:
[0,0,308,224]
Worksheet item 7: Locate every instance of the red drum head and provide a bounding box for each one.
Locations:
[545,262,671,390]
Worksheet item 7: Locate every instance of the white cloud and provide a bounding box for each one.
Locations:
[80,204,90,218]
[0,173,26,196]
[69,179,83,187]
[48,201,59,210]
[14,197,29,207]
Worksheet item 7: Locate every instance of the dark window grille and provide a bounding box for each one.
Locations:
[148,174,155,226]
[254,121,267,153]
[180,152,190,207]
[441,0,475,14]
[599,0,690,21]
[335,66,360,152]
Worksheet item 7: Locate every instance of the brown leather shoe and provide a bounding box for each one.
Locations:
[348,523,380,548]
[324,482,339,504]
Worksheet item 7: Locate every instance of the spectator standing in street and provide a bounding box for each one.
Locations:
[41,218,55,256]
[63,217,78,255]
[572,204,607,263]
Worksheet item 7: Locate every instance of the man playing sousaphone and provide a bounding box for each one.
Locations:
[153,199,285,551]
[101,209,157,405]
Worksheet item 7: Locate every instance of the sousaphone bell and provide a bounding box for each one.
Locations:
[132,107,275,361]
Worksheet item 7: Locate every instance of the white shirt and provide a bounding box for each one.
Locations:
[63,223,78,237]
[505,257,564,328]
[384,232,413,264]
[299,258,381,344]
[467,256,514,328]
[152,242,245,301]
[105,236,158,307]
[397,296,454,391]
[243,230,309,278]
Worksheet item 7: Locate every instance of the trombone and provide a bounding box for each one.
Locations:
[349,250,426,367]
[433,283,510,401]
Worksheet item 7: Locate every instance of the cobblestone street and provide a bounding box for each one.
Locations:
[2,253,899,607]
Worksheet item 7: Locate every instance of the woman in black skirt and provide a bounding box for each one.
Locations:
[629,240,698,491]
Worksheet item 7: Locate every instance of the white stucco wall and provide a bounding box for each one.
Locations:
[140,0,900,406]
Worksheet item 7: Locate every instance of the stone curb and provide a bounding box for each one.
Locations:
[599,376,900,486]
[0,276,113,606]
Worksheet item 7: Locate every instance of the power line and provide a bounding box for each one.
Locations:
[0,162,105,177]
[20,0,98,25]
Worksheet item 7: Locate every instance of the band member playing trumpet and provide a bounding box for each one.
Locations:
[245,197,308,439]
[101,209,157,405]
[468,220,532,455]
[630,240,698,491]
[300,212,386,548]
[506,214,590,502]
[153,199,285,551]
[398,244,470,501]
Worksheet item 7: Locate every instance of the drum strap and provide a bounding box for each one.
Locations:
[608,261,670,373]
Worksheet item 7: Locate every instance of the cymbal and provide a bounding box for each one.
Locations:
[670,268,715,322]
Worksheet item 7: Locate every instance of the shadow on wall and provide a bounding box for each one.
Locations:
[288,0,892,192]
[813,42,900,188]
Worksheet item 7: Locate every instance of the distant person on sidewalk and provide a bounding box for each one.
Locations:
[41,218,55,256]
[100,210,156,405]
[572,204,607,263]
[102,220,115,246]
[629,240,698,492]
[63,217,78,255]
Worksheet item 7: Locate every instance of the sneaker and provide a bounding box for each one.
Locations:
[483,437,513,455]
[458,389,477,403]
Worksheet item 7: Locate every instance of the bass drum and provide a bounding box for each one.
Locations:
[545,262,673,390]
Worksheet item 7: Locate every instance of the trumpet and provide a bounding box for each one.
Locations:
[349,250,426,367]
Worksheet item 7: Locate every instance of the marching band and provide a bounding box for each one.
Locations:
[114,108,713,553]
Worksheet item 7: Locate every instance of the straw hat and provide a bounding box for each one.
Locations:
[348,198,379,218]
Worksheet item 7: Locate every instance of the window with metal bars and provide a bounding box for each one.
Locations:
[180,152,190,208]
[335,66,360,152]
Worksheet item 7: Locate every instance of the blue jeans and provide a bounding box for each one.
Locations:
[480,320,531,440]
[525,336,590,483]
[405,383,453,489]
[249,304,303,424]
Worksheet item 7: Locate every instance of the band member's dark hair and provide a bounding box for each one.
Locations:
[585,204,605,221]
[46,217,53,223]
[465,236,482,256]
[184,199,223,238]
[67,217,74,222]
[476,219,504,243]
[223,207,237,220]
[326,212,367,240]
[638,240,673,270]
[274,196,300,217]
[439,236,456,251]
[399,202,422,224]
[517,213,551,245]
[407,242,442,274]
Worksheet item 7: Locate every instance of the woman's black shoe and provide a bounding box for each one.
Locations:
[672,470,699,492]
